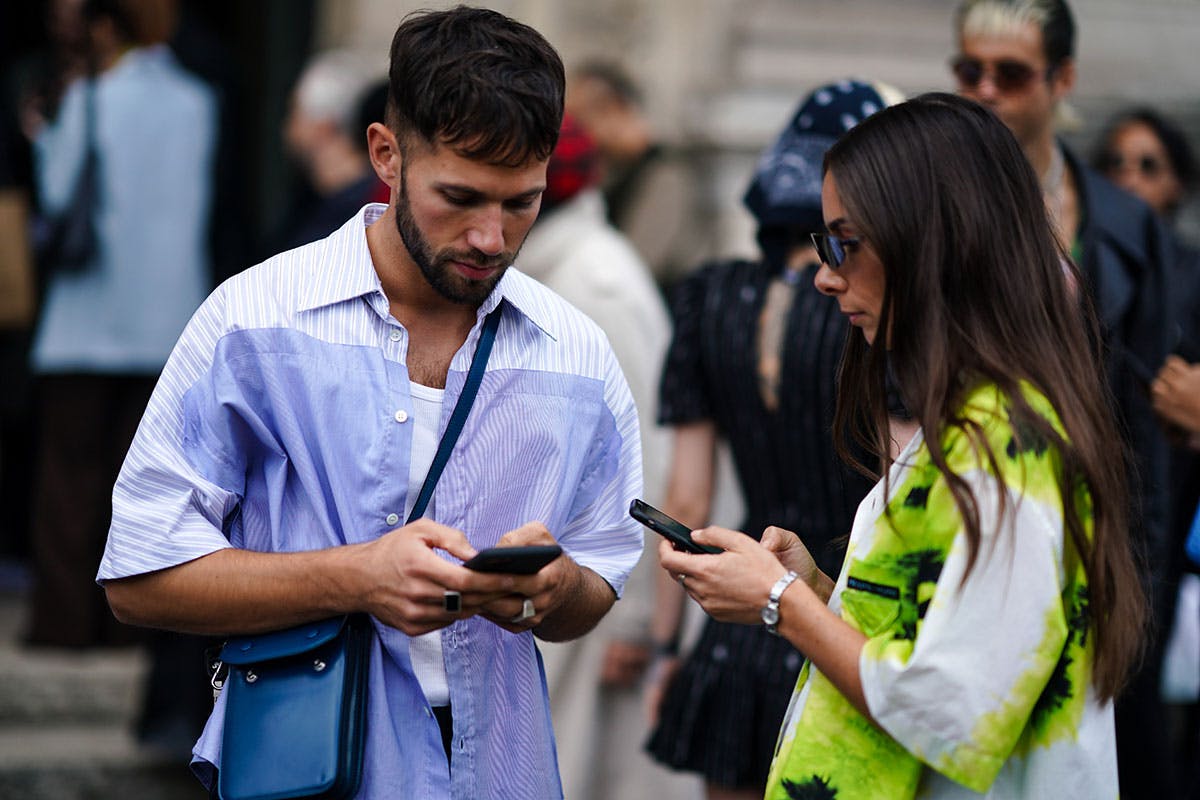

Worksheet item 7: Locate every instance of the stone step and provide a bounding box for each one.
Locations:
[0,641,146,726]
[0,586,207,799]
[0,587,146,726]
[0,724,204,799]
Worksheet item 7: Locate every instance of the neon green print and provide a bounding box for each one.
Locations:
[765,382,1096,800]
[765,670,921,800]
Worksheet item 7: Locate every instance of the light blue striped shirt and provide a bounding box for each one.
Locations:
[33,45,215,374]
[99,204,645,799]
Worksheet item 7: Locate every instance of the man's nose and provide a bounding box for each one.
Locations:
[466,207,504,256]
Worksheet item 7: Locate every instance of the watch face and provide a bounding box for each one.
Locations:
[761,605,780,626]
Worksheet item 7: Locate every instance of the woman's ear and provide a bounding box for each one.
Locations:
[367,122,401,186]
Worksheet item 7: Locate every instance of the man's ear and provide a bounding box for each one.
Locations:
[367,122,401,185]
[1049,57,1076,102]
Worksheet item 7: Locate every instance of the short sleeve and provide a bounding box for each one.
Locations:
[98,292,239,581]
[856,470,1070,793]
[657,265,716,425]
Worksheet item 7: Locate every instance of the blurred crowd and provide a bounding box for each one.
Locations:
[0,0,1198,798]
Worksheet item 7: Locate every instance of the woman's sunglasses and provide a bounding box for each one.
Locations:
[950,55,1045,93]
[810,233,859,269]
[1098,152,1167,178]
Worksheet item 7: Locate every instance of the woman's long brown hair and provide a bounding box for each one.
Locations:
[825,93,1146,701]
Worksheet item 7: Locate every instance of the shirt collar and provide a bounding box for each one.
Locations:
[297,203,560,341]
[298,204,388,313]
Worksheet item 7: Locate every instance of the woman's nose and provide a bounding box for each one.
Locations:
[813,262,845,296]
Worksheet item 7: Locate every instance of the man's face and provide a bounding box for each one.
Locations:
[954,21,1071,149]
[394,141,546,306]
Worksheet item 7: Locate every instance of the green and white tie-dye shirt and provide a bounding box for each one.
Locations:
[765,382,1117,799]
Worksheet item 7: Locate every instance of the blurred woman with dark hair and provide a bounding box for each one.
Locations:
[660,93,1146,799]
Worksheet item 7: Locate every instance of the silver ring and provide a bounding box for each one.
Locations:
[678,574,687,588]
[510,597,535,623]
[442,590,462,614]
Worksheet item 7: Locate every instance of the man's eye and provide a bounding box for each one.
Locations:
[506,198,538,211]
[444,194,476,207]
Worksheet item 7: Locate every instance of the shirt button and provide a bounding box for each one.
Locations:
[389,330,402,342]
[394,409,409,423]
[385,513,400,526]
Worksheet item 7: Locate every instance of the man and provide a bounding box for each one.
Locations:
[98,8,644,799]
[565,60,704,288]
[522,115,701,800]
[271,48,385,252]
[952,2,1175,797]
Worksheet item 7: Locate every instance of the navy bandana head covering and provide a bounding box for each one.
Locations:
[744,79,891,269]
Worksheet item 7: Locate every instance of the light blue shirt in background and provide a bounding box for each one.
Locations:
[33,44,215,374]
[98,205,646,799]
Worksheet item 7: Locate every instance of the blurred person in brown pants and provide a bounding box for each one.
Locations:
[23,0,216,648]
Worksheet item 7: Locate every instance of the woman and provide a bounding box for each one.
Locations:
[644,80,900,799]
[660,93,1147,799]
[1093,107,1196,222]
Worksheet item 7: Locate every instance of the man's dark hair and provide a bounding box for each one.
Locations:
[572,59,644,107]
[957,0,1076,69]
[387,5,564,166]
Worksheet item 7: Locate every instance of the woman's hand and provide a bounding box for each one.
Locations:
[657,527,787,625]
[760,526,836,602]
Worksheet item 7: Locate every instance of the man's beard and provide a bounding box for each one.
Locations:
[394,171,516,307]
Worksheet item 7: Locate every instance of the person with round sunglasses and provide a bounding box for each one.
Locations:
[658,92,1147,800]
[952,4,1177,795]
[1093,108,1197,223]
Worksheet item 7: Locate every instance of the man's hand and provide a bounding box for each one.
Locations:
[355,519,519,636]
[1152,355,1200,437]
[477,522,583,633]
[473,521,619,641]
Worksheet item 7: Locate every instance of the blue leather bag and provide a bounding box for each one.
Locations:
[218,614,371,800]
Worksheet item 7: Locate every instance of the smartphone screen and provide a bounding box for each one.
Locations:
[628,499,721,555]
[463,544,562,574]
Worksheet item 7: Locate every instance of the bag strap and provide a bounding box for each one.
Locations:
[406,303,503,523]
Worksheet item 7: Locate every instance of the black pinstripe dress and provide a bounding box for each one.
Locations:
[646,258,874,789]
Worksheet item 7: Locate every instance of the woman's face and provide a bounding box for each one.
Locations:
[1101,120,1183,216]
[814,173,888,346]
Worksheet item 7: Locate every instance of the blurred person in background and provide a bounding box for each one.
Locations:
[22,0,217,650]
[565,59,706,289]
[1104,108,1200,799]
[1094,108,1197,234]
[644,80,899,800]
[267,48,386,254]
[952,2,1176,796]
[528,114,702,800]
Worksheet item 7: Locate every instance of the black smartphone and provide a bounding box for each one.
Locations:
[464,544,562,574]
[628,498,721,555]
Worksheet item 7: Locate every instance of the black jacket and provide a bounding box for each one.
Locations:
[1069,145,1174,601]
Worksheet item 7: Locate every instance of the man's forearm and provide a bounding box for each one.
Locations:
[103,546,364,636]
[534,565,617,642]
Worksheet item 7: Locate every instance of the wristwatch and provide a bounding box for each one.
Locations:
[762,570,800,635]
